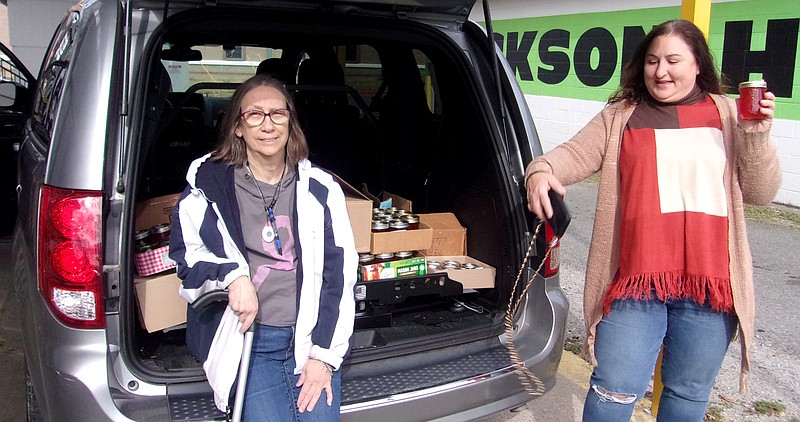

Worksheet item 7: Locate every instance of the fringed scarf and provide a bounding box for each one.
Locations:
[603,89,734,315]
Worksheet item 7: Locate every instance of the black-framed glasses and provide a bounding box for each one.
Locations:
[239,108,290,127]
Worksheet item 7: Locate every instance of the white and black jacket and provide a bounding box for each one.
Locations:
[169,153,357,410]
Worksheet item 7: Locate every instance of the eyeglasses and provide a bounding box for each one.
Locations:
[239,108,290,127]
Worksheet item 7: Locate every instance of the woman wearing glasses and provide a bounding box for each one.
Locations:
[170,73,357,421]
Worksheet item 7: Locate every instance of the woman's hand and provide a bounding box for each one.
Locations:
[526,171,566,223]
[296,359,333,413]
[739,91,775,132]
[227,275,258,333]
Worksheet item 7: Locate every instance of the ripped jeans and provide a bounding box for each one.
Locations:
[582,297,738,421]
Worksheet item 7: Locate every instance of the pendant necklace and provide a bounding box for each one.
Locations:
[246,158,287,255]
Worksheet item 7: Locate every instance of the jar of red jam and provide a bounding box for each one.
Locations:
[148,223,171,247]
[738,80,767,120]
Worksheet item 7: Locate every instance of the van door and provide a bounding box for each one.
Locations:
[0,42,35,234]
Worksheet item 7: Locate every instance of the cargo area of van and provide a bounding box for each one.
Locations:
[126,15,542,405]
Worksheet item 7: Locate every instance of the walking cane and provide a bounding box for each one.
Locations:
[192,290,254,422]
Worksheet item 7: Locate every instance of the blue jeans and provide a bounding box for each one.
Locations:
[582,297,738,421]
[242,325,341,422]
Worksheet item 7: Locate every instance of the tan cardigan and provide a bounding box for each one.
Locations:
[525,94,781,392]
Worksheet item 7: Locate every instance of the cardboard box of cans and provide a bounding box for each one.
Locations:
[331,175,372,253]
[370,222,433,254]
[359,253,427,281]
[425,255,495,289]
[418,213,467,256]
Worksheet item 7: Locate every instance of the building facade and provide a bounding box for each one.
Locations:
[472,0,800,207]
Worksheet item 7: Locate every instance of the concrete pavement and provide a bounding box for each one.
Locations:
[0,237,25,422]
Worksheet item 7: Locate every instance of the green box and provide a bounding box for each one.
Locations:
[359,256,426,281]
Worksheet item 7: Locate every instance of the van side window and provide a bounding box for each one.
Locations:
[31,12,79,140]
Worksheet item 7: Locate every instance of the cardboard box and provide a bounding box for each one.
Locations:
[426,255,495,289]
[134,271,187,332]
[135,193,181,231]
[333,175,372,253]
[418,213,467,256]
[370,223,433,254]
[359,256,426,281]
[380,192,413,213]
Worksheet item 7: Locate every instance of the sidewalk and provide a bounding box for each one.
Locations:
[0,237,25,422]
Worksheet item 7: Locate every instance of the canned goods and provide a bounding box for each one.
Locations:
[134,229,150,251]
[443,260,460,269]
[401,214,420,229]
[374,252,395,263]
[389,220,409,231]
[148,223,171,247]
[372,221,390,233]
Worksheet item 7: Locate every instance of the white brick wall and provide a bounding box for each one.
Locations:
[6,0,74,76]
[526,95,800,208]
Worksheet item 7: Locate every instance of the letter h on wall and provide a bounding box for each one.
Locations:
[721,19,799,98]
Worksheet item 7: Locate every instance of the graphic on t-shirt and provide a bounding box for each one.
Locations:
[251,214,295,291]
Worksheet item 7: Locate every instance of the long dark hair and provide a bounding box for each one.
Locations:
[212,74,309,166]
[609,19,725,104]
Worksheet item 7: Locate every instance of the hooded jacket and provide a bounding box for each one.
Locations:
[169,153,357,411]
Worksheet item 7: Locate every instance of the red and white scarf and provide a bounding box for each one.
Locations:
[603,89,734,315]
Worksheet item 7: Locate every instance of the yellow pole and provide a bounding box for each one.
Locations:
[681,0,712,39]
[651,345,665,416]
[651,4,713,415]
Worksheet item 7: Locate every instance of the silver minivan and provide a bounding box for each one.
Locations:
[8,1,568,420]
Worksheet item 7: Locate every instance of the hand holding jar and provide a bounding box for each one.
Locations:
[737,80,776,133]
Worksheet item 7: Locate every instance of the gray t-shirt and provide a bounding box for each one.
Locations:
[233,164,298,327]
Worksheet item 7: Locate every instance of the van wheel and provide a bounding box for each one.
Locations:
[25,364,43,422]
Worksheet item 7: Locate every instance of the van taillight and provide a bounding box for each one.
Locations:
[543,224,560,278]
[38,186,105,329]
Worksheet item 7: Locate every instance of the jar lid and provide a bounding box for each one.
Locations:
[739,80,767,89]
[372,221,389,230]
[390,220,409,229]
[151,223,171,234]
[375,252,394,259]
[395,251,413,258]
[358,253,375,263]
[134,229,150,240]
[401,214,419,223]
